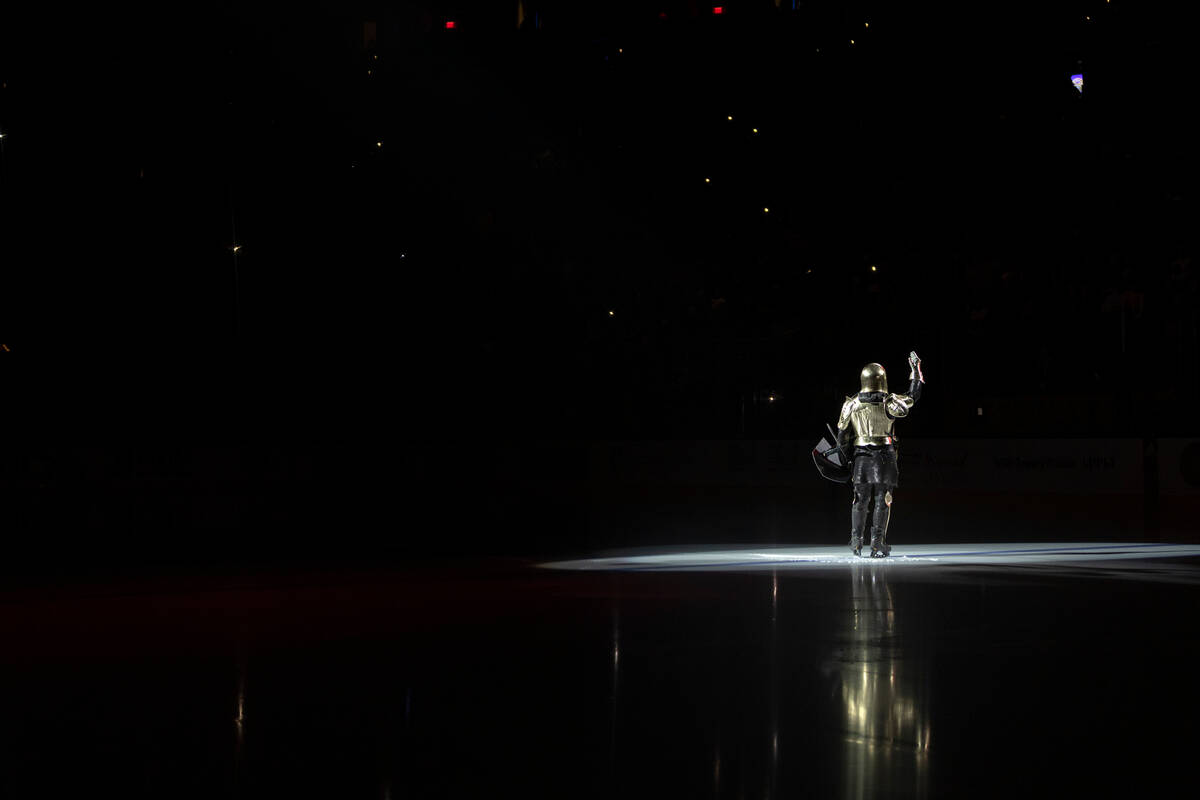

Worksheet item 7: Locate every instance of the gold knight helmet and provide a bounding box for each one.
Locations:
[859,363,888,393]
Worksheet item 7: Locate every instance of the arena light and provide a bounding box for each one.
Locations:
[1071,74,1083,93]
[712,6,724,14]
[445,20,456,30]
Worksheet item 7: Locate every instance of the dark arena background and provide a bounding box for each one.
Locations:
[2,2,1198,798]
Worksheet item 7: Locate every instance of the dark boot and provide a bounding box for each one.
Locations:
[869,530,890,558]
[850,484,870,556]
[869,485,892,558]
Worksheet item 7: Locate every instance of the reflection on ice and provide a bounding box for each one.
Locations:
[826,564,930,799]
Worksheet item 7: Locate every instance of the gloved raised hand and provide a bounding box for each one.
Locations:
[908,351,923,383]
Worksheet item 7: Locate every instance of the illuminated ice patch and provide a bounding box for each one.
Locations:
[540,543,1200,572]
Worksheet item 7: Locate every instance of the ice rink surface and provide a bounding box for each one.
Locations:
[542,541,1200,577]
[6,540,1200,797]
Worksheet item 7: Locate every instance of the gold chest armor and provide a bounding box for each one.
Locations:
[838,394,914,447]
[848,401,895,446]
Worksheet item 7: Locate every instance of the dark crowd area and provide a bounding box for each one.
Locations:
[1,3,1198,566]
[2,2,1196,441]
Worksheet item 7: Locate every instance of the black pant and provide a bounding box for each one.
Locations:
[850,482,892,546]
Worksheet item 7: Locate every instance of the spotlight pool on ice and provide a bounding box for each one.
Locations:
[540,542,1200,572]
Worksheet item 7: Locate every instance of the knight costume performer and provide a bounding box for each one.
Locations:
[836,351,924,558]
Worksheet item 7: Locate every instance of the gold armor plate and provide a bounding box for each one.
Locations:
[838,394,914,447]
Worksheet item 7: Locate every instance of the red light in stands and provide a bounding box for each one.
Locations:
[712,6,723,14]
[445,20,456,30]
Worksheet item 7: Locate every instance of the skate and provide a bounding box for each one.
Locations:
[869,535,890,559]
[849,535,863,557]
